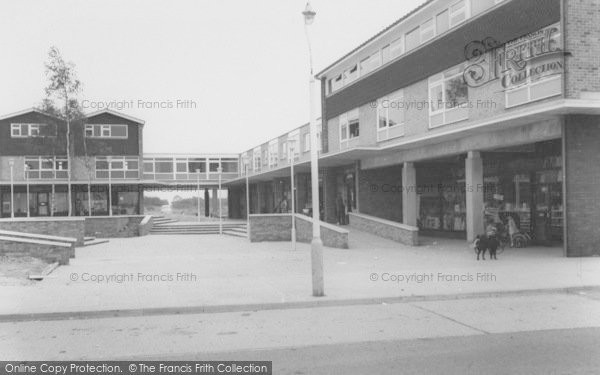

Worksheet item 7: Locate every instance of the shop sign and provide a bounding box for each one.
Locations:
[463,23,564,90]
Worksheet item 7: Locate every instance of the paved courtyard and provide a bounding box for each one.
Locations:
[2,230,599,316]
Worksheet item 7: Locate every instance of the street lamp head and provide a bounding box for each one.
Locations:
[8,158,14,167]
[302,2,316,25]
[217,166,223,174]
[196,169,201,173]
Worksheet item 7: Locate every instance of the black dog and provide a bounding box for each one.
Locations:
[474,235,499,260]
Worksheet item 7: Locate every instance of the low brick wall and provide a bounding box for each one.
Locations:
[0,238,71,265]
[249,214,349,249]
[84,215,147,238]
[0,217,85,246]
[349,212,419,246]
[138,216,153,236]
[295,215,349,249]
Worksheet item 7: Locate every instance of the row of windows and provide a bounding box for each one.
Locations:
[95,156,139,179]
[11,123,56,138]
[328,0,505,95]
[142,157,238,180]
[24,156,68,179]
[85,124,128,139]
[243,131,322,175]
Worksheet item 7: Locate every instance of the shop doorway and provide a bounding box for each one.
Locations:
[35,192,50,216]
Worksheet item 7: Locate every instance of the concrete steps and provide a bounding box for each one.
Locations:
[83,237,109,247]
[150,220,247,236]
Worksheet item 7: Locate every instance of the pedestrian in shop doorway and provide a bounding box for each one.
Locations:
[336,195,345,225]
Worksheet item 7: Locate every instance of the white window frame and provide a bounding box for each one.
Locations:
[405,26,421,52]
[420,18,435,43]
[10,123,50,138]
[288,131,300,161]
[268,141,279,168]
[376,90,405,142]
[24,156,68,179]
[85,124,128,139]
[303,132,311,153]
[339,109,360,149]
[253,148,261,172]
[360,52,381,76]
[95,156,139,179]
[428,65,469,128]
[449,0,470,28]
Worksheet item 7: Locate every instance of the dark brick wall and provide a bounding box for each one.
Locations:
[564,0,600,98]
[358,165,403,223]
[76,112,142,156]
[0,218,85,246]
[564,115,600,257]
[0,112,67,156]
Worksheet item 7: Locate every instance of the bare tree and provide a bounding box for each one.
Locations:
[43,46,82,216]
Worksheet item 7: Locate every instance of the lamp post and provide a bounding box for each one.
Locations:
[243,155,250,238]
[289,139,297,250]
[218,166,223,234]
[303,2,324,296]
[25,164,30,217]
[9,158,14,219]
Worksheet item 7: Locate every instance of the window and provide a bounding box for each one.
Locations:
[95,156,139,179]
[303,132,311,152]
[269,141,279,168]
[450,0,468,27]
[288,131,300,161]
[330,74,343,93]
[340,109,359,149]
[420,18,435,42]
[188,159,206,173]
[253,148,261,172]
[360,53,380,76]
[377,90,405,141]
[405,27,420,52]
[343,64,359,85]
[10,123,55,137]
[281,141,288,161]
[85,124,128,138]
[389,38,403,60]
[428,65,469,128]
[221,160,238,173]
[436,10,449,35]
[24,156,68,179]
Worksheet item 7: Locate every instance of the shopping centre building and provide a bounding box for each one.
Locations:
[226,0,600,257]
[1,0,598,257]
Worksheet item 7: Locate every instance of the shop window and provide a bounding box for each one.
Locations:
[428,65,469,128]
[377,90,405,142]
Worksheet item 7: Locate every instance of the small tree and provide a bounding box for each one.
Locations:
[43,47,82,216]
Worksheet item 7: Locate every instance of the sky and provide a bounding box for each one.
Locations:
[0,0,423,155]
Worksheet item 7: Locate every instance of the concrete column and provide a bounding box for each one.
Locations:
[212,188,218,217]
[402,162,418,227]
[204,188,210,217]
[465,151,484,242]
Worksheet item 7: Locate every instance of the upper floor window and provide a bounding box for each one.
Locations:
[436,9,449,35]
[377,90,405,142]
[269,141,279,168]
[449,0,469,27]
[85,124,128,139]
[288,131,300,161]
[360,52,381,76]
[25,156,68,179]
[343,64,359,85]
[429,65,469,128]
[253,148,261,172]
[340,109,360,149]
[95,156,139,179]
[420,18,435,42]
[303,132,311,152]
[382,37,403,65]
[11,123,56,138]
[405,27,420,52]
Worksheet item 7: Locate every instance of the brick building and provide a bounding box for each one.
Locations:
[226,0,600,257]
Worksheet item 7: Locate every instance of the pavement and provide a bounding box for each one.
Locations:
[2,291,600,365]
[1,229,599,318]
